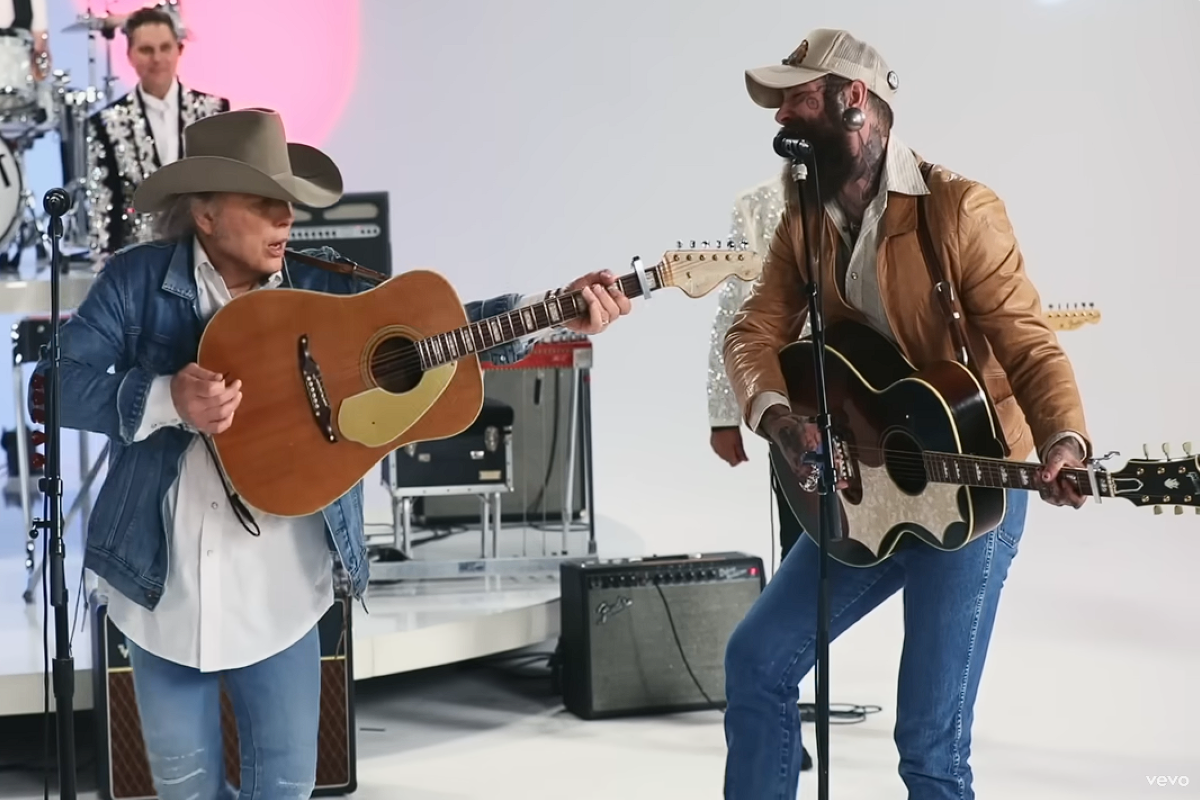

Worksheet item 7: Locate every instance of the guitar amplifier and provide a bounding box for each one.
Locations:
[289,191,391,276]
[90,593,357,799]
[559,552,764,719]
[418,335,591,525]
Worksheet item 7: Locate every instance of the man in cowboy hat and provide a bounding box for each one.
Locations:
[34,107,631,799]
[720,28,1089,798]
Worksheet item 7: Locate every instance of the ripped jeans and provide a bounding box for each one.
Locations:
[126,626,321,800]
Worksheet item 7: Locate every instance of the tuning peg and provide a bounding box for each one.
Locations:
[690,240,697,248]
[1184,442,1193,456]
[1163,443,1171,458]
[1144,443,1151,459]
[1154,505,1163,514]
[1176,506,1184,515]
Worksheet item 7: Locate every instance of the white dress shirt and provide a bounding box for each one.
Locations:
[95,242,570,672]
[0,0,47,31]
[138,79,181,167]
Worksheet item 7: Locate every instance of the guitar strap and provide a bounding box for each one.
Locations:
[285,248,387,286]
[915,162,1011,457]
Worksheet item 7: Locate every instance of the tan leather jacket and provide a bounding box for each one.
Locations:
[723,161,1089,461]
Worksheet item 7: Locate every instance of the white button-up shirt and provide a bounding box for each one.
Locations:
[138,79,181,167]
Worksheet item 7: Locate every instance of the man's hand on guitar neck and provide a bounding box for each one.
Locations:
[760,406,848,491]
[1037,437,1088,509]
[559,270,632,335]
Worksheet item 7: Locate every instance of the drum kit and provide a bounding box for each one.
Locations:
[0,1,184,272]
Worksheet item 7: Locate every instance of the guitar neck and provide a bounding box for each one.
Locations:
[921,451,1113,498]
[415,263,666,369]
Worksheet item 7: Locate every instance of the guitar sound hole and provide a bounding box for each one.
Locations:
[370,335,423,393]
[882,429,928,496]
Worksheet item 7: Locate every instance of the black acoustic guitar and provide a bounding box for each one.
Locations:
[769,320,1199,568]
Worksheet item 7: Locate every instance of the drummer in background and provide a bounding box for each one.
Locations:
[86,5,227,257]
[0,0,51,79]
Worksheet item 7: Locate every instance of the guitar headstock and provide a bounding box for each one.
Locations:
[1045,302,1102,331]
[1106,441,1200,515]
[658,239,763,298]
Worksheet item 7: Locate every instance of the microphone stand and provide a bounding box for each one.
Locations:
[782,143,843,800]
[34,188,76,800]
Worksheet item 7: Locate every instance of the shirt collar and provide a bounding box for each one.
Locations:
[193,238,284,290]
[879,134,929,197]
[138,79,180,112]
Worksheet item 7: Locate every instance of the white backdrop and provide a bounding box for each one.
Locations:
[10,0,1197,789]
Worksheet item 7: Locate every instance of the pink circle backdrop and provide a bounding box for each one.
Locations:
[70,0,360,145]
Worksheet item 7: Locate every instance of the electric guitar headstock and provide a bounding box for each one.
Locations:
[1097,442,1200,515]
[1045,302,1102,332]
[654,238,763,298]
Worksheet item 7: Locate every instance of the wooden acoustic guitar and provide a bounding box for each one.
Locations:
[769,318,1195,569]
[198,245,762,517]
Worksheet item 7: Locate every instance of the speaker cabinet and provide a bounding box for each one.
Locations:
[289,191,391,276]
[90,595,357,799]
[418,366,586,525]
[559,552,764,719]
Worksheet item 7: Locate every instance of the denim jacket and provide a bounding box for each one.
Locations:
[33,238,533,611]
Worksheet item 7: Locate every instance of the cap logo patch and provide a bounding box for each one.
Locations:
[782,40,808,67]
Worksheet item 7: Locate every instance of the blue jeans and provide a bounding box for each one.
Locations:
[723,489,1028,799]
[127,626,321,800]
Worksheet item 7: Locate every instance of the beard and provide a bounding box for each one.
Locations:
[776,109,857,199]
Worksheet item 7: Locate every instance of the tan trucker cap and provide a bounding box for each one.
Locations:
[745,28,899,109]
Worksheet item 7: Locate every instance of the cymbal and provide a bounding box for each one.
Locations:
[61,13,123,34]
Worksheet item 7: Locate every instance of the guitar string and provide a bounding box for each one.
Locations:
[249,260,684,388]
[209,261,682,475]
[789,441,1114,498]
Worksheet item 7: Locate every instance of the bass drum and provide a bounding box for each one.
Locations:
[0,136,24,251]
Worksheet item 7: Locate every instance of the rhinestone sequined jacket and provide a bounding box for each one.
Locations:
[706,177,811,427]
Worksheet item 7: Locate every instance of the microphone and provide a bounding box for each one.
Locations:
[43,188,71,218]
[773,130,812,160]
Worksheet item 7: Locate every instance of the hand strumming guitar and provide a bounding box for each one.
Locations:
[761,406,848,491]
[171,363,243,434]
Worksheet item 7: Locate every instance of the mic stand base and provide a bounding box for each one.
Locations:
[791,156,843,800]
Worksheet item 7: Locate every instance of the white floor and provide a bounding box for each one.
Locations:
[0,501,1195,800]
[1,481,1198,798]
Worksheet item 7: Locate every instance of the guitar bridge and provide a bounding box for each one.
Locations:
[298,334,337,443]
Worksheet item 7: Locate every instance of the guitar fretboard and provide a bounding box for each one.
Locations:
[416,265,665,369]
[922,451,1113,498]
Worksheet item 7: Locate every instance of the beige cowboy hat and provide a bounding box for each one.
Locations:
[745,28,899,109]
[133,107,343,213]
